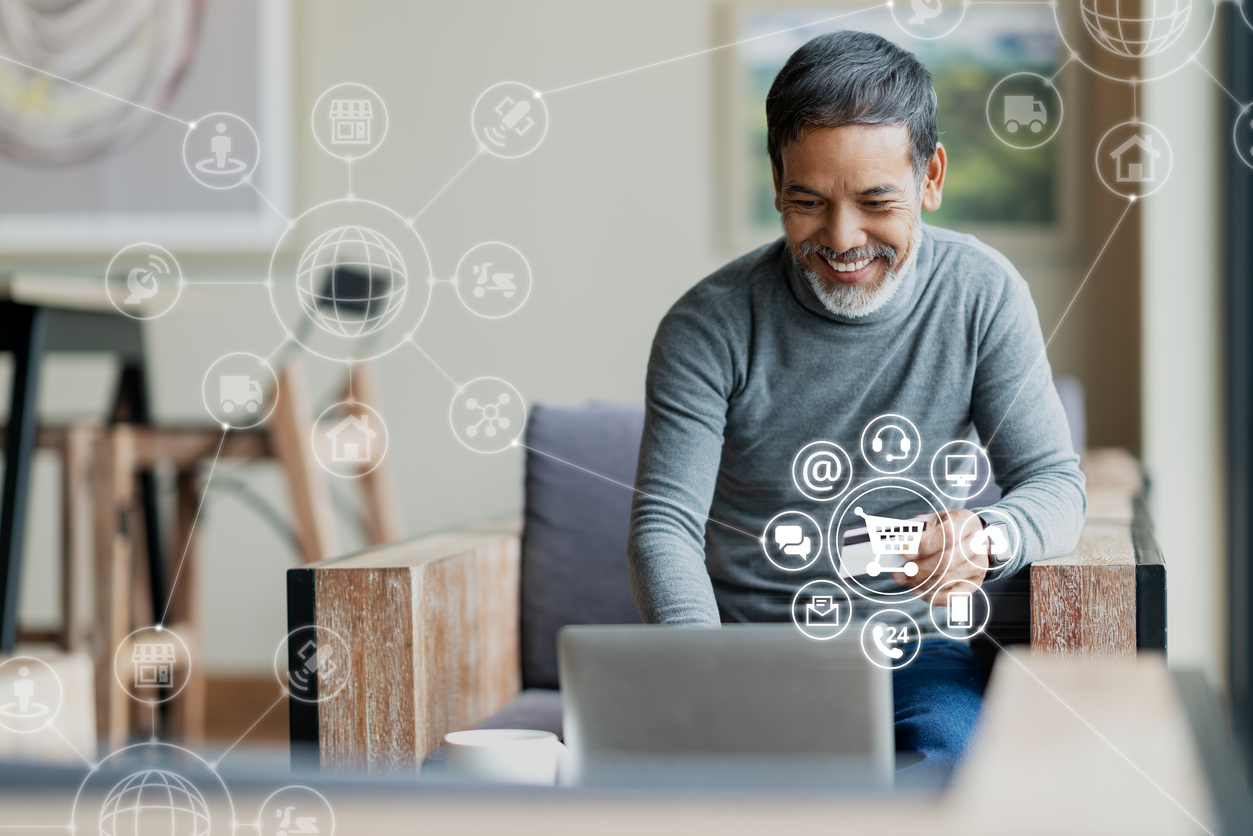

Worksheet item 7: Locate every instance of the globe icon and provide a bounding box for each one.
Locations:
[98,769,210,836]
[296,225,407,338]
[1080,0,1191,58]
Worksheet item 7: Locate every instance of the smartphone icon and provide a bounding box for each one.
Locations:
[948,592,973,628]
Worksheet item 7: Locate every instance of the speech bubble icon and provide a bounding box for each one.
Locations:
[775,525,804,547]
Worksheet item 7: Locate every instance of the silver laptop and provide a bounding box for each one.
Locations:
[558,624,893,790]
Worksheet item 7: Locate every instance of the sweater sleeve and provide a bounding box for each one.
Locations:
[627,301,737,625]
[971,267,1087,574]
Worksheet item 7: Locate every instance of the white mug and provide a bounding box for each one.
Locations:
[443,729,570,786]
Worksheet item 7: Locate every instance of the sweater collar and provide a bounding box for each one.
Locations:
[781,225,932,326]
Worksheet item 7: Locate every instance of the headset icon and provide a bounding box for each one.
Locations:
[871,425,912,462]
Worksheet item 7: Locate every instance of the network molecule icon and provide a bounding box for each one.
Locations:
[465,393,511,438]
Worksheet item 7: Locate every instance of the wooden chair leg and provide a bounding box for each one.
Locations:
[93,426,135,751]
[60,423,97,653]
[269,356,339,563]
[346,363,403,545]
[167,469,206,744]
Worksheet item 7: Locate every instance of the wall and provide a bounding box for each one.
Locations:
[1141,30,1227,684]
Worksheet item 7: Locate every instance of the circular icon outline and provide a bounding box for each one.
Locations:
[472,81,550,160]
[182,112,260,190]
[112,625,192,706]
[1052,1,1218,85]
[448,376,527,454]
[828,477,950,604]
[72,741,235,836]
[761,510,824,572]
[273,624,353,705]
[1094,120,1174,200]
[985,71,1064,151]
[453,240,534,319]
[958,506,1022,579]
[860,414,922,475]
[1232,101,1253,173]
[258,785,336,836]
[200,352,280,430]
[311,401,390,479]
[0,655,63,734]
[311,82,390,162]
[790,579,854,641]
[790,440,854,502]
[888,0,968,40]
[860,609,923,670]
[267,197,434,365]
[105,243,184,321]
[928,578,992,641]
[928,439,993,501]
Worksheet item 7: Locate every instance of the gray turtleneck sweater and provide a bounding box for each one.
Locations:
[627,224,1086,633]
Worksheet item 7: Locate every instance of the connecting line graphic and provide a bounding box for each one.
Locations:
[0,51,193,128]
[248,180,293,225]
[347,157,354,199]
[1050,53,1075,83]
[1190,55,1246,108]
[266,336,293,364]
[538,3,886,96]
[513,440,760,542]
[984,199,1136,447]
[409,147,484,224]
[158,427,230,627]
[985,636,1216,835]
[406,336,462,389]
[211,692,286,768]
[179,280,269,288]
[50,725,96,771]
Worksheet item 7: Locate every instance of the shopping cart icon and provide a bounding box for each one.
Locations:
[854,507,925,578]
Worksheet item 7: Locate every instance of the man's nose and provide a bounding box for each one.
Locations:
[823,206,869,254]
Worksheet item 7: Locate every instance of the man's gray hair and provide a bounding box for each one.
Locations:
[766,30,939,185]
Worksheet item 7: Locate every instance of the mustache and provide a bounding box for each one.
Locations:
[796,241,897,264]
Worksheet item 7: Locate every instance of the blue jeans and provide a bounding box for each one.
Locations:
[892,638,989,785]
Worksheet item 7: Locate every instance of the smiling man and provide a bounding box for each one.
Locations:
[627,31,1086,777]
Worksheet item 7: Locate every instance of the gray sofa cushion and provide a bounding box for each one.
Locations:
[520,403,644,689]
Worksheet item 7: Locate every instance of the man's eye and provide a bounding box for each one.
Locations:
[864,200,889,208]
[792,199,819,208]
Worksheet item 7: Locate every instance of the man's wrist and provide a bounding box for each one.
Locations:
[975,513,1012,565]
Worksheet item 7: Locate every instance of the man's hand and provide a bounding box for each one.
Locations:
[892,509,987,605]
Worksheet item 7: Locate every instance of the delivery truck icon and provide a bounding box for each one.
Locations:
[1003,96,1047,134]
[219,375,263,414]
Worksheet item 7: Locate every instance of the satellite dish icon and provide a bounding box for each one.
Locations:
[125,254,171,305]
[482,96,535,148]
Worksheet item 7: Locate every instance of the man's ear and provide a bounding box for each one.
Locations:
[772,161,783,214]
[921,143,946,212]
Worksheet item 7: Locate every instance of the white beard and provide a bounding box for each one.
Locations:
[791,226,921,319]
[801,260,905,319]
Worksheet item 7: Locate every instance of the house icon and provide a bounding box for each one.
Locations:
[1109,133,1162,183]
[326,413,378,463]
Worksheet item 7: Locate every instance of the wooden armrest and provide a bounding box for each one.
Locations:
[287,517,522,773]
[1030,448,1165,657]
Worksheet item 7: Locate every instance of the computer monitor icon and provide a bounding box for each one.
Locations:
[945,454,977,489]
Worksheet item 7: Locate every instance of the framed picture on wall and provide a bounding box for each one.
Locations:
[713,1,1082,255]
[0,0,291,252]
